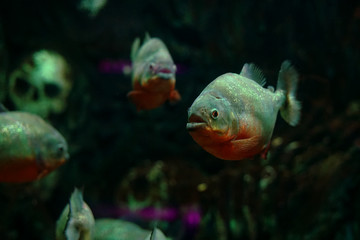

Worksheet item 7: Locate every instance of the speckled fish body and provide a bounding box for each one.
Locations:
[187,61,301,160]
[94,220,167,240]
[0,110,69,182]
[94,219,149,240]
[128,34,181,110]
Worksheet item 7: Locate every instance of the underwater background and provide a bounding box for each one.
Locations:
[0,0,360,239]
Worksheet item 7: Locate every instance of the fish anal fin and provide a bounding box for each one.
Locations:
[240,63,266,86]
[127,90,165,111]
[260,142,271,159]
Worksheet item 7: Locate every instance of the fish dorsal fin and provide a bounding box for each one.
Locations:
[240,63,266,86]
[131,37,141,61]
[150,227,156,240]
[0,104,9,112]
[69,188,84,214]
[146,227,168,240]
[66,188,95,240]
[144,32,151,42]
[66,188,85,240]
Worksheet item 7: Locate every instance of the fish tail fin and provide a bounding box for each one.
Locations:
[277,60,301,126]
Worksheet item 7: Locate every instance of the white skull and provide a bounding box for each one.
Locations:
[9,50,72,118]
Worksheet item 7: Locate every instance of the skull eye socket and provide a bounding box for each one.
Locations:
[14,77,31,96]
[211,109,219,119]
[44,83,61,98]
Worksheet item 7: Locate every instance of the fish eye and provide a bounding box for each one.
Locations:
[149,63,155,70]
[58,146,64,153]
[56,144,65,156]
[211,109,219,119]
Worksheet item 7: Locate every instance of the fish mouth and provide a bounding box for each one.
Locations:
[186,114,207,131]
[156,70,174,79]
[158,67,173,74]
[155,65,176,79]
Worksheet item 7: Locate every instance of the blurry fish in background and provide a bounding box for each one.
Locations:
[187,61,301,160]
[128,33,181,111]
[0,104,69,182]
[78,0,107,18]
[57,188,169,240]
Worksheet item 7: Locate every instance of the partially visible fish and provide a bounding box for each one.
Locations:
[186,61,301,160]
[78,0,107,18]
[56,188,168,240]
[0,105,69,182]
[94,219,152,240]
[128,33,181,111]
[56,188,95,240]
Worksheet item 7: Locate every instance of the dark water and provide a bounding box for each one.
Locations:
[0,0,359,239]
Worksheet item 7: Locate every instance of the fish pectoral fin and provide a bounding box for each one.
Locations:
[36,169,49,180]
[127,90,145,100]
[168,89,181,103]
[230,135,264,156]
[127,90,163,111]
[232,135,261,148]
[127,90,145,110]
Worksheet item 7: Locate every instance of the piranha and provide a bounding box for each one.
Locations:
[128,33,181,111]
[186,60,301,160]
[0,105,69,182]
[56,188,95,240]
[56,188,167,240]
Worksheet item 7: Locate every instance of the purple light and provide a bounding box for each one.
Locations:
[183,208,201,228]
[98,59,188,74]
[98,59,132,74]
[137,207,178,221]
[92,204,201,231]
